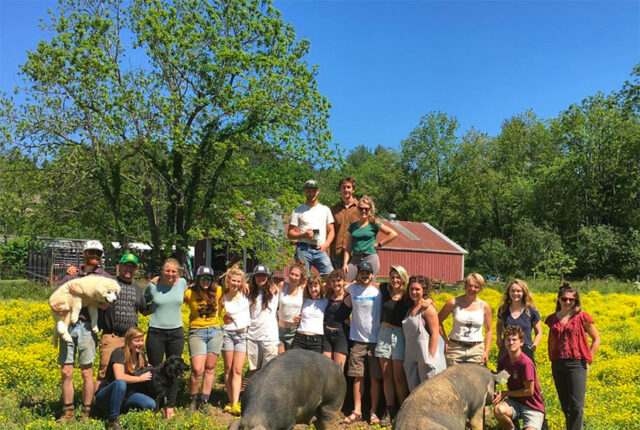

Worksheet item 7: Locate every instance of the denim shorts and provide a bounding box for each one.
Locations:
[322,325,349,355]
[505,398,545,430]
[222,329,247,353]
[58,321,98,366]
[278,325,298,350]
[188,326,224,358]
[375,325,405,360]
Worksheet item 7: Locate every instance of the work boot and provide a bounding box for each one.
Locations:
[79,404,92,422]
[189,396,198,411]
[107,417,123,429]
[56,404,74,423]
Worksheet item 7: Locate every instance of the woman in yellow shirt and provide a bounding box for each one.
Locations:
[184,266,223,411]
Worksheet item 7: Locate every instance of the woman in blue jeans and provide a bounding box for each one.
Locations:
[95,327,155,429]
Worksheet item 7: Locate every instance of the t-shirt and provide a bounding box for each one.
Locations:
[297,298,329,335]
[144,278,188,329]
[289,203,334,246]
[221,292,250,331]
[184,286,224,329]
[348,221,381,255]
[380,283,409,327]
[101,347,149,391]
[248,291,279,342]
[545,311,594,363]
[498,352,545,414]
[346,283,381,343]
[500,307,540,346]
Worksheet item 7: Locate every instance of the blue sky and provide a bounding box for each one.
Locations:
[1,0,639,151]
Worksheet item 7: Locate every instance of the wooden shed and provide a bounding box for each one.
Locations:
[377,220,467,283]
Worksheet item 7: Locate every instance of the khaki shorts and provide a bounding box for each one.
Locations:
[247,339,278,371]
[347,341,382,378]
[445,339,484,367]
[98,334,125,379]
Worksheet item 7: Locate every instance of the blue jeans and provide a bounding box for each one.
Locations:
[295,243,333,275]
[96,380,156,420]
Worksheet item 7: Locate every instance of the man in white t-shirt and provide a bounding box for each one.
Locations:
[344,261,383,425]
[287,179,335,275]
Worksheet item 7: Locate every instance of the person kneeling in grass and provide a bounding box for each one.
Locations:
[493,325,545,430]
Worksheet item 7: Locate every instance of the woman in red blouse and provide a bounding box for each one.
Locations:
[545,281,600,430]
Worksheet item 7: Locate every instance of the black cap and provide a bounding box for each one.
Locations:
[358,262,373,273]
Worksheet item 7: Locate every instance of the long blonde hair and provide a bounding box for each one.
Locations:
[124,327,146,374]
[223,264,246,294]
[358,195,378,223]
[498,279,536,319]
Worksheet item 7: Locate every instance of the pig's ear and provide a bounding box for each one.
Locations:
[493,369,510,385]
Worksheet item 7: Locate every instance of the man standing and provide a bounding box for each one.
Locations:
[95,253,148,390]
[287,179,335,275]
[493,325,546,430]
[53,240,112,423]
[330,177,359,269]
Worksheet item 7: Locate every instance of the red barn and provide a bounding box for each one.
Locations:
[376,220,467,283]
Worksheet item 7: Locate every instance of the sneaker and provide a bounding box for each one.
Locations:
[223,403,233,413]
[379,410,392,427]
[231,402,242,416]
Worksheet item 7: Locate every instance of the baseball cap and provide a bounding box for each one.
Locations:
[83,240,104,253]
[119,253,139,266]
[303,179,319,189]
[196,266,214,277]
[358,261,373,273]
[253,264,270,276]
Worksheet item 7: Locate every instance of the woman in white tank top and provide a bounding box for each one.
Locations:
[438,273,493,366]
[277,263,306,353]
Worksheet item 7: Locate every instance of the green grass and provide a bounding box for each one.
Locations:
[0,279,51,300]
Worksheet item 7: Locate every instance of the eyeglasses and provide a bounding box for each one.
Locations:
[358,207,370,212]
[199,276,213,281]
[560,297,575,303]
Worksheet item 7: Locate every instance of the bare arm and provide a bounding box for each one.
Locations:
[585,320,601,358]
[424,305,440,357]
[113,362,151,384]
[438,298,456,343]
[532,319,543,350]
[492,380,535,404]
[483,302,493,365]
[342,232,352,273]
[375,223,398,248]
[496,317,505,350]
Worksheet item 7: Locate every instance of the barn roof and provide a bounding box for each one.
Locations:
[379,220,467,255]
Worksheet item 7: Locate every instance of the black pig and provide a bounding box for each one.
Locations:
[393,364,509,430]
[228,349,346,430]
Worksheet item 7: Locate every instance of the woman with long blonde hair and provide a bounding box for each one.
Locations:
[219,264,250,416]
[343,195,397,281]
[496,279,542,362]
[95,328,155,429]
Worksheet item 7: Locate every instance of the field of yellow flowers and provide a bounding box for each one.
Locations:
[0,286,638,429]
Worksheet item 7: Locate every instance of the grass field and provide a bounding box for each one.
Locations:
[0,279,638,429]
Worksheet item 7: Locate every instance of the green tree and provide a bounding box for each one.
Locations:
[1,0,334,264]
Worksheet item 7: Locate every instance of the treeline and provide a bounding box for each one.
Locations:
[318,65,640,279]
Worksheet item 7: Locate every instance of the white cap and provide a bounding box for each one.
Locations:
[83,240,104,253]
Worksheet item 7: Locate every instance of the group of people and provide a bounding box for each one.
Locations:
[49,177,601,430]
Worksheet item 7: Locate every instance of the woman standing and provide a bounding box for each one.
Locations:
[94,328,155,429]
[375,265,410,425]
[247,264,280,375]
[291,275,329,353]
[277,263,306,353]
[322,269,351,371]
[402,275,444,391]
[184,266,223,411]
[343,195,397,281]
[439,273,492,366]
[219,265,250,416]
[546,281,600,430]
[496,279,542,362]
[144,258,188,419]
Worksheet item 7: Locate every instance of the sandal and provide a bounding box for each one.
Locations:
[370,412,381,425]
[343,411,362,424]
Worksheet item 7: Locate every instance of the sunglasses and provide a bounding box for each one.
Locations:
[560,297,575,303]
[409,275,426,282]
[358,207,370,212]
[199,275,213,281]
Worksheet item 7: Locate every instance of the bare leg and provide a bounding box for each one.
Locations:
[61,364,74,404]
[190,354,206,395]
[80,365,94,406]
[202,353,219,396]
[230,351,246,404]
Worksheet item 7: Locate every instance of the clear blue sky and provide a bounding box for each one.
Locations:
[1,0,639,151]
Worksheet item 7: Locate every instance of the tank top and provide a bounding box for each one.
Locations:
[278,283,304,323]
[221,292,250,331]
[297,298,329,335]
[248,291,279,342]
[449,299,485,342]
[324,297,351,329]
